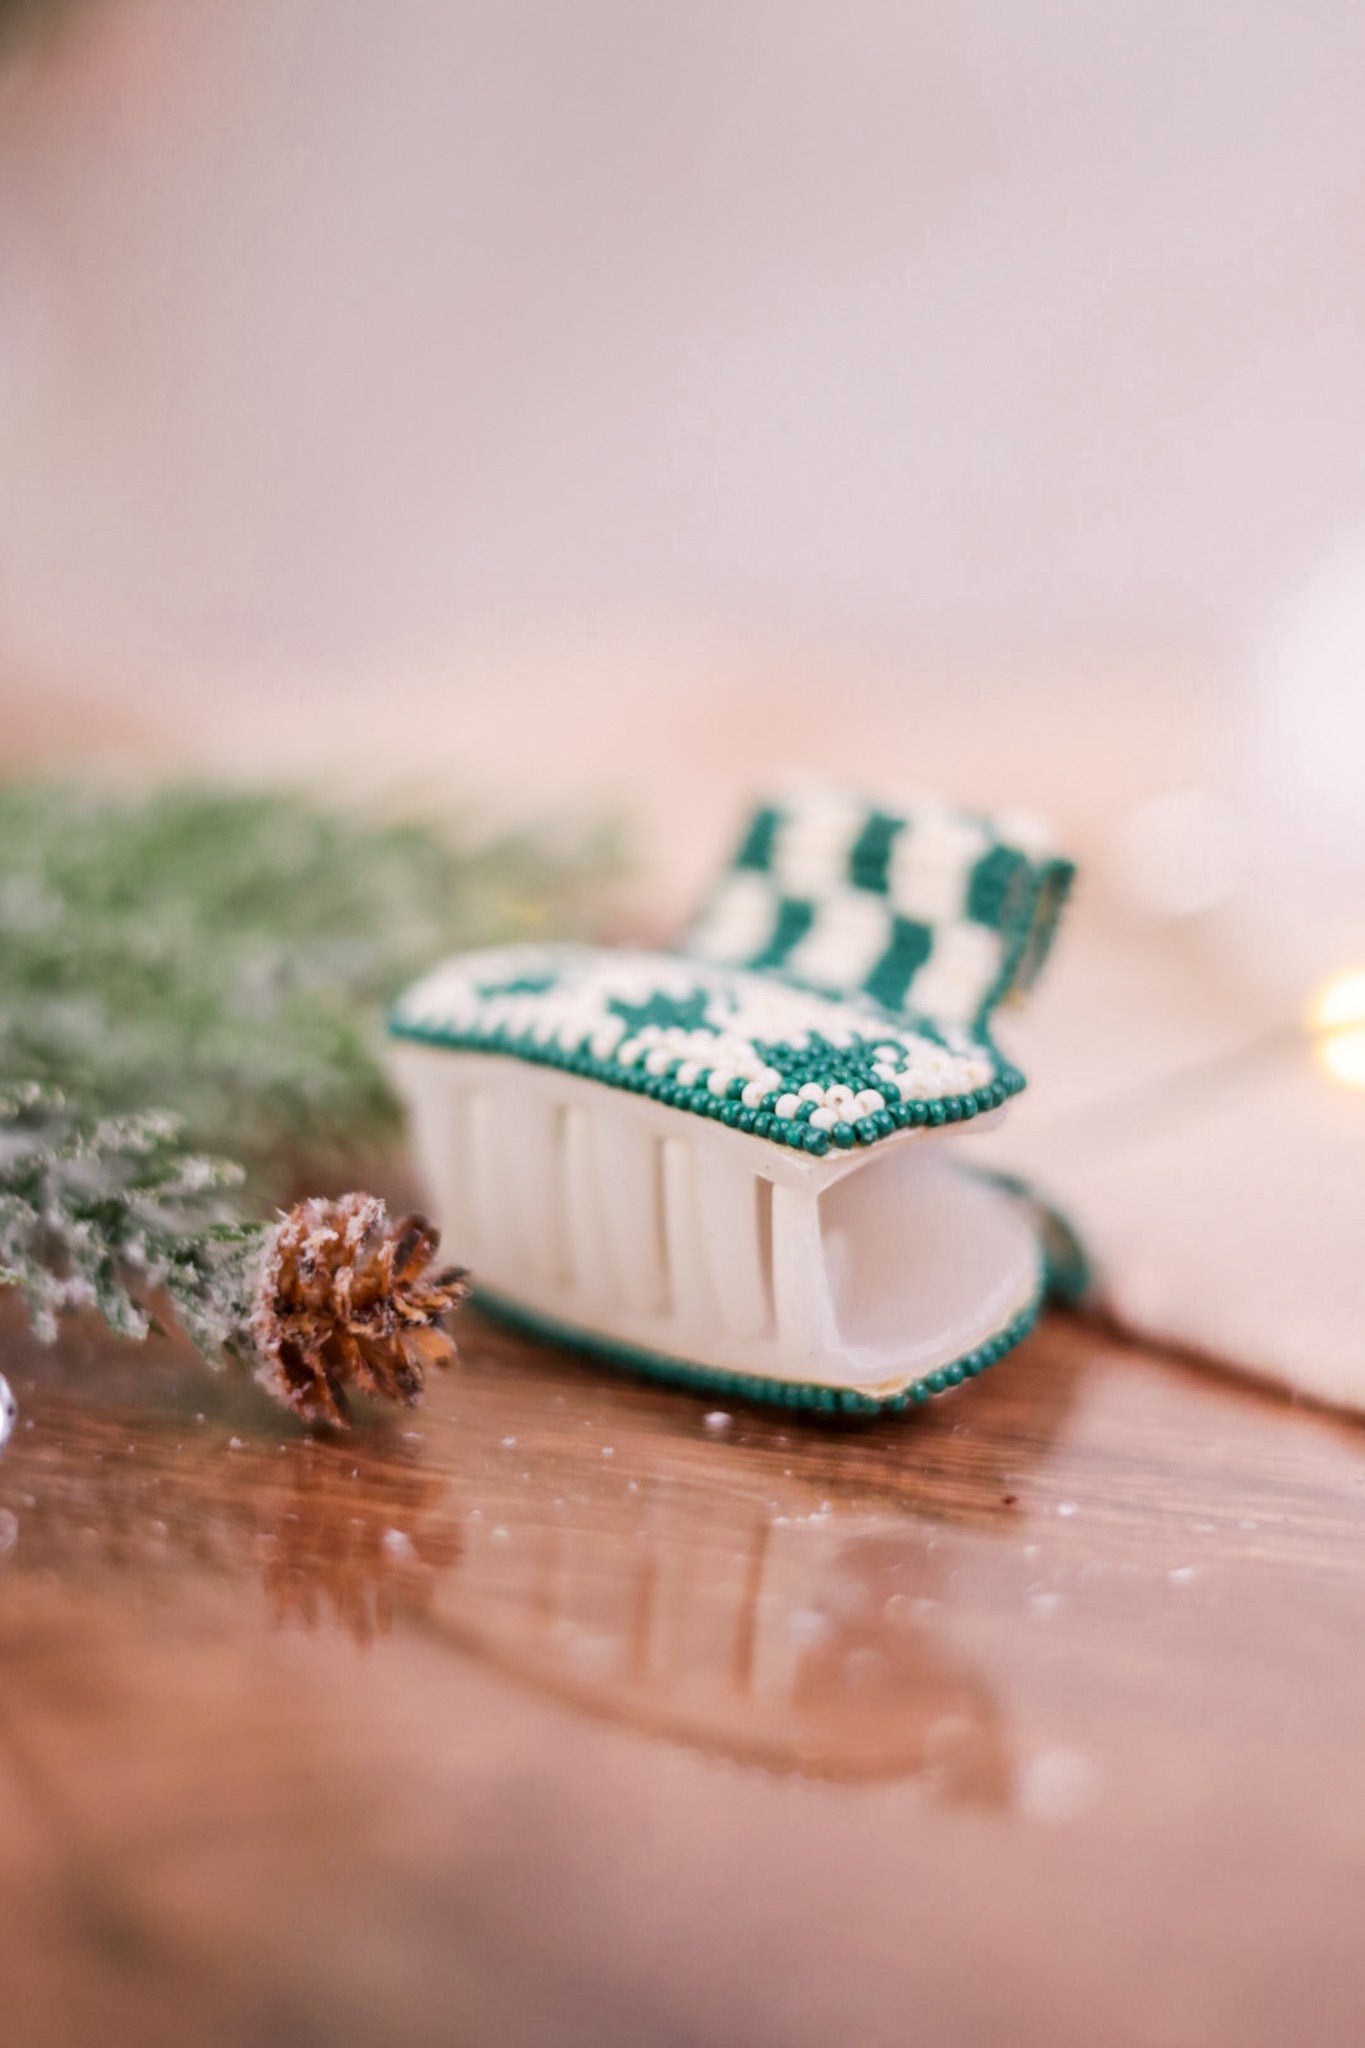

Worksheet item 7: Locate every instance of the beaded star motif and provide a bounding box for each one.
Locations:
[389,944,1021,1158]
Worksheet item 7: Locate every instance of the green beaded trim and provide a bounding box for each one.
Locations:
[389,1012,1024,1159]
[979,853,1076,1024]
[973,1169,1095,1306]
[470,1286,1043,1415]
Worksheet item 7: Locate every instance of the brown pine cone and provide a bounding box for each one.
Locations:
[249,1193,470,1428]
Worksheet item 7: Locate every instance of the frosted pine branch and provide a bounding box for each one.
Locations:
[0,1089,468,1427]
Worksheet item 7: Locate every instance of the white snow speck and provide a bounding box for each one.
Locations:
[1019,1749,1101,1823]
[703,1411,732,1433]
[381,1528,416,1561]
[228,1436,245,1451]
[500,1436,517,1449]
[490,1525,511,1545]
[1057,1500,1078,1518]
[787,1606,833,1648]
[1168,1565,1196,1586]
[1029,1590,1063,1619]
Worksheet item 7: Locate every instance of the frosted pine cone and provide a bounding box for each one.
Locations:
[250,1193,470,1427]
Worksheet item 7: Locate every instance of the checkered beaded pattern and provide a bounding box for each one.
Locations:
[683,784,1074,1030]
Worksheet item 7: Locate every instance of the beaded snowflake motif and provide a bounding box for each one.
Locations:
[391,944,1019,1157]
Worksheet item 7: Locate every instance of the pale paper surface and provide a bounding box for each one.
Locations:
[976,912,1365,1413]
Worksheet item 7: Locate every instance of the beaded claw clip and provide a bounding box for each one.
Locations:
[389,783,1076,1413]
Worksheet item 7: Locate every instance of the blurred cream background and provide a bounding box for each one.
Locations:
[2,2,1365,891]
[1,0,1364,1399]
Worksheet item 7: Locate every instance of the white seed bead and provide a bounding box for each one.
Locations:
[676,1060,702,1086]
[854,1089,885,1115]
[774,1092,801,1120]
[798,1082,825,1103]
[808,1106,838,1131]
[707,1068,733,1097]
[741,1079,767,1109]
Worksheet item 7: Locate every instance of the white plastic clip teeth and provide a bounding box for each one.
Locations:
[390,783,1076,1413]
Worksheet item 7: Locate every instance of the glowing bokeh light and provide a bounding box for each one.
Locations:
[1309,969,1365,1088]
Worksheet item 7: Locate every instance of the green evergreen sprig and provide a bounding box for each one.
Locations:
[0,784,615,1183]
[0,786,616,1420]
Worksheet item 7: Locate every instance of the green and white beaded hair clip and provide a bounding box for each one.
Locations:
[390,782,1078,1414]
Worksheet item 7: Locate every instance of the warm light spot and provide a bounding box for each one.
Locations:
[1318,1027,1365,1090]
[1309,967,1365,1034]
[1310,973,1365,1087]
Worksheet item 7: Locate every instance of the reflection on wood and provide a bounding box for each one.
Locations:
[5,1298,1365,2048]
[0,1303,1030,1787]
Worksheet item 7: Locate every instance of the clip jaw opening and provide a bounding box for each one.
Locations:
[393,1043,1043,1410]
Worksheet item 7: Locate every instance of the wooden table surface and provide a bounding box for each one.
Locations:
[3,1295,1364,2048]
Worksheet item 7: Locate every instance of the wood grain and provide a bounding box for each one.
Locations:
[2,1295,1364,2048]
